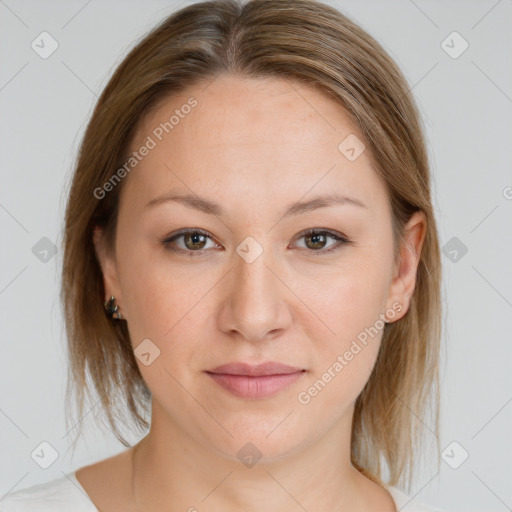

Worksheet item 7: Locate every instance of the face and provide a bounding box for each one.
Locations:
[94,74,425,462]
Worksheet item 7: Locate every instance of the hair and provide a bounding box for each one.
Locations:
[61,0,443,493]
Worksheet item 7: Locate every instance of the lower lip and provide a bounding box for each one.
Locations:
[205,371,305,399]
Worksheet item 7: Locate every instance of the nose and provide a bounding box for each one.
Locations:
[217,247,293,343]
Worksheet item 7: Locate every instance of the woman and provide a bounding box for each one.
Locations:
[0,0,445,510]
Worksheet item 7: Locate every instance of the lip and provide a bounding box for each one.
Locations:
[205,362,306,399]
[208,361,303,376]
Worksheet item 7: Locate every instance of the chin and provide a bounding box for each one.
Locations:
[204,426,307,467]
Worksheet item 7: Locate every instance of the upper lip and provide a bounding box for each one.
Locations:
[206,362,304,376]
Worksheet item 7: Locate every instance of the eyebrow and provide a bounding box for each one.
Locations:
[145,192,368,217]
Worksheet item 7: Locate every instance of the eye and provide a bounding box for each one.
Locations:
[162,228,350,256]
[292,228,350,255]
[162,229,220,256]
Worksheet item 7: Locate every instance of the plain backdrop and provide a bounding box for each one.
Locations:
[1,1,511,511]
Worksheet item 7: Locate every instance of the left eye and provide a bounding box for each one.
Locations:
[162,228,350,256]
[294,229,349,253]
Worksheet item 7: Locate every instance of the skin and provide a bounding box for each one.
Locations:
[81,74,426,512]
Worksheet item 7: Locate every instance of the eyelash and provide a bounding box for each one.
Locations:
[162,228,351,257]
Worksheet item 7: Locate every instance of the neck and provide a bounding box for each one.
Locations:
[129,399,395,512]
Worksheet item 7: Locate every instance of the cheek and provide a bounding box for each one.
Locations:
[114,239,183,347]
[295,255,391,400]
[297,251,391,339]
[119,265,204,396]
[296,294,384,419]
[118,249,219,377]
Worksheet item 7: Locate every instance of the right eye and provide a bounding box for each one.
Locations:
[162,228,220,256]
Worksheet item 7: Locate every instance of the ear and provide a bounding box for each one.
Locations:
[93,226,125,317]
[385,210,427,322]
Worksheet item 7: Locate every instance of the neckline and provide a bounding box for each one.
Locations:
[69,471,100,510]
[69,470,409,510]
[383,484,413,509]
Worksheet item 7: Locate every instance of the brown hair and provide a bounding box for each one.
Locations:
[61,0,443,492]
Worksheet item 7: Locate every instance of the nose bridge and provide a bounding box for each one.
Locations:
[233,237,278,309]
[220,236,290,340]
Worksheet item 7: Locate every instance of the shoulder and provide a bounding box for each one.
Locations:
[0,473,97,512]
[386,485,448,512]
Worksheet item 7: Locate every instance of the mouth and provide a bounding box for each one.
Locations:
[207,361,305,376]
[205,361,307,399]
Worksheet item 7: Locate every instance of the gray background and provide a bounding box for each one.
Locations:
[1,1,511,511]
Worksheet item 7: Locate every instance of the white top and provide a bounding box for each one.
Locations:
[0,471,446,511]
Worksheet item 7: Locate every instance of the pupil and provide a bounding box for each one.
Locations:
[188,233,205,249]
[309,233,325,249]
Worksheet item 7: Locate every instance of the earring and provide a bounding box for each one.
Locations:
[104,295,122,320]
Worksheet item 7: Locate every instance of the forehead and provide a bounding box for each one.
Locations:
[123,74,386,215]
